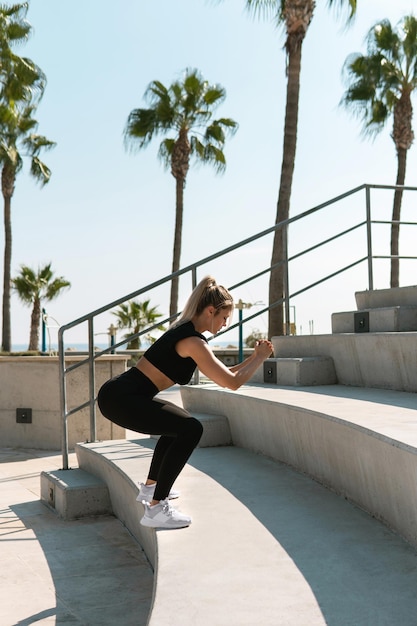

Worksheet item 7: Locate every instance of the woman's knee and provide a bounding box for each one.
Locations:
[186,416,204,444]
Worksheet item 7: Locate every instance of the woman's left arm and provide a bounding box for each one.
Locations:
[228,341,273,373]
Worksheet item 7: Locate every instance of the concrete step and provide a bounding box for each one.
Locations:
[152,411,232,447]
[194,411,232,446]
[332,305,417,333]
[251,356,337,386]
[271,333,417,392]
[355,285,417,309]
[40,467,111,520]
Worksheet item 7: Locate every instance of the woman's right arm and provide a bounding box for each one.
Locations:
[182,337,273,391]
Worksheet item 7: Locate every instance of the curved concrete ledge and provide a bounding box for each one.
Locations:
[180,383,417,549]
[75,439,331,625]
[75,440,157,568]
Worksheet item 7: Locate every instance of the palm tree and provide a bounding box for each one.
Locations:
[0,2,45,105]
[12,263,71,351]
[0,103,55,351]
[0,3,54,351]
[236,0,356,337]
[0,3,31,55]
[112,299,165,350]
[341,15,417,288]
[124,68,238,317]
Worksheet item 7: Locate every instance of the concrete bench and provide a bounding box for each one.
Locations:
[180,382,417,550]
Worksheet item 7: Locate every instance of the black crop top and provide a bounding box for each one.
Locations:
[143,320,208,385]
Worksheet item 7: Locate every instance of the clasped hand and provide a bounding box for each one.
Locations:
[254,339,274,358]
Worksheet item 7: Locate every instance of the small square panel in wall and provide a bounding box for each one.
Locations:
[354,311,370,333]
[16,408,32,423]
[263,360,277,383]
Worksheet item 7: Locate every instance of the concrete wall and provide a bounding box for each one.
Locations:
[0,355,128,450]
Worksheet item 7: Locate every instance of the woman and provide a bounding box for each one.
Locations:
[97,276,273,530]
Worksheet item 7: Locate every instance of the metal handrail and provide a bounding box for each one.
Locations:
[58,183,417,468]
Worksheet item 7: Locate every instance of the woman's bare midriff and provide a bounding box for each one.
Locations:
[135,356,175,392]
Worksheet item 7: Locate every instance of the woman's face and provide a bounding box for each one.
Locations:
[213,306,232,333]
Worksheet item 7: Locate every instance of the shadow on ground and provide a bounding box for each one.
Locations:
[139,437,417,626]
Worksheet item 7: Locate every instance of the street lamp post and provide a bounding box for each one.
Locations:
[235,299,252,363]
[108,324,117,354]
[41,308,46,352]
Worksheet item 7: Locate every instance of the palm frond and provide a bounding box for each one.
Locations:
[45,277,71,300]
[202,143,226,174]
[215,117,239,133]
[190,136,205,159]
[124,108,158,149]
[203,86,226,106]
[22,133,55,157]
[158,137,175,168]
[30,156,52,185]
[205,121,225,144]
[327,0,357,23]
[245,0,280,21]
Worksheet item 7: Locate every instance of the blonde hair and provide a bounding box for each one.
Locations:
[173,275,234,326]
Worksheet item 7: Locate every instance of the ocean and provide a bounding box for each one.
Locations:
[11,340,238,353]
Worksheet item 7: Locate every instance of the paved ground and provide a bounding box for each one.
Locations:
[0,448,153,626]
[2,387,417,625]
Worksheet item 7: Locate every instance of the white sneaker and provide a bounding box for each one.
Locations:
[136,482,180,503]
[140,499,191,529]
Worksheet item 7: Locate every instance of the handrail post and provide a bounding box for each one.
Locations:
[88,318,97,442]
[283,223,291,335]
[365,185,374,291]
[191,267,200,384]
[58,328,69,470]
[191,267,197,290]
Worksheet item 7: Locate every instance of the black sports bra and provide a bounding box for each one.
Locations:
[143,320,208,385]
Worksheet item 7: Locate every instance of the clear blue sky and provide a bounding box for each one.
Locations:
[6,0,417,347]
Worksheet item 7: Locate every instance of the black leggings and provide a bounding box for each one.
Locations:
[97,367,203,501]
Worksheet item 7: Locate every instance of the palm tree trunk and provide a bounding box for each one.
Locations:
[268,40,302,338]
[2,193,12,351]
[29,296,41,351]
[390,146,407,288]
[170,176,184,317]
